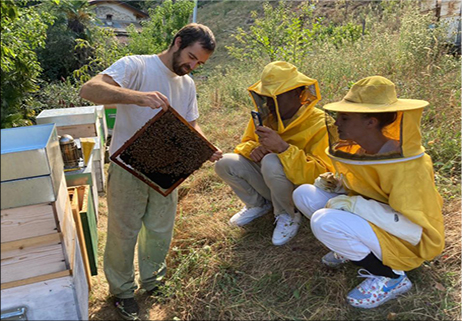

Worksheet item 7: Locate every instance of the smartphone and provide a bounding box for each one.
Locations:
[251,111,263,127]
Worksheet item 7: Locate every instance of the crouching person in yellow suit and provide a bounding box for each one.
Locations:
[292,76,445,309]
[215,61,333,246]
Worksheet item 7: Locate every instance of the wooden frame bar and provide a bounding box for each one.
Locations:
[1,270,71,290]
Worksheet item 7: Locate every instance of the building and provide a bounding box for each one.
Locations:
[88,0,149,42]
[420,0,461,50]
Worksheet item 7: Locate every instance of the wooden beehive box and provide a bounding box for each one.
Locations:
[1,236,88,320]
[110,107,217,196]
[1,175,75,284]
[1,124,88,320]
[36,106,99,139]
[68,185,98,277]
[1,173,88,320]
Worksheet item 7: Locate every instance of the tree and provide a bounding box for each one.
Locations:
[226,1,363,68]
[63,0,93,38]
[126,0,195,55]
[36,0,96,81]
[1,0,56,128]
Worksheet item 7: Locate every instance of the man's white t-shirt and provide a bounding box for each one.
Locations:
[101,54,199,156]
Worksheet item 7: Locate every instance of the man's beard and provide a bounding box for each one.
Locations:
[172,49,191,76]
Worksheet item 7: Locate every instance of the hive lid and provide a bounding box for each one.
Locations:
[1,123,63,182]
[2,123,55,154]
[36,106,97,126]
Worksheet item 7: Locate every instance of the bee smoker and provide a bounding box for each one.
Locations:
[59,134,81,169]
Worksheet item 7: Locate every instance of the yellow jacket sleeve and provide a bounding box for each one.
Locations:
[234,118,259,159]
[277,145,331,185]
[277,128,333,185]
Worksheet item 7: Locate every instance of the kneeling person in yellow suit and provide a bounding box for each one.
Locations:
[215,61,333,246]
[293,76,445,308]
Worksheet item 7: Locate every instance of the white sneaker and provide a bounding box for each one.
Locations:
[322,251,350,268]
[229,202,271,227]
[272,212,301,246]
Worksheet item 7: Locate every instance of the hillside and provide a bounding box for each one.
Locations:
[196,0,391,70]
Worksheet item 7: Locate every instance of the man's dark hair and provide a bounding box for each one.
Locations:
[170,23,216,52]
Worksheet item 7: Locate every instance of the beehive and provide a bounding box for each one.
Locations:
[0,124,88,320]
[36,106,100,139]
[1,124,63,209]
[111,107,217,196]
[104,105,117,136]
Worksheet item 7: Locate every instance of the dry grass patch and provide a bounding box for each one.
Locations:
[103,174,462,319]
[88,163,460,321]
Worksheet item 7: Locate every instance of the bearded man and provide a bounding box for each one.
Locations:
[80,23,222,321]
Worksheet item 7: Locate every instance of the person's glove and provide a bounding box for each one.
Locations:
[325,195,423,246]
[314,172,347,194]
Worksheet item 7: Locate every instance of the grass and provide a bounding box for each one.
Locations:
[88,1,461,320]
[89,169,461,320]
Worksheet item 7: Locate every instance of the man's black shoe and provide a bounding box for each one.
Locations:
[146,285,162,296]
[146,281,166,297]
[114,297,140,321]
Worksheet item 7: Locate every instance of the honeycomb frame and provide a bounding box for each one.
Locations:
[110,106,217,196]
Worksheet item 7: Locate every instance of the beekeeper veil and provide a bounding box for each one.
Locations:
[323,76,429,162]
[247,61,321,132]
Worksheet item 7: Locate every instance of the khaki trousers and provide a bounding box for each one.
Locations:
[104,163,178,299]
[215,153,296,217]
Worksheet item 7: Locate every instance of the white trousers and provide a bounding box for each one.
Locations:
[292,184,383,261]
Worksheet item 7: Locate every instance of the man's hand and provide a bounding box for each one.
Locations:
[255,126,289,153]
[137,91,170,111]
[187,120,222,162]
[209,148,223,162]
[250,145,270,162]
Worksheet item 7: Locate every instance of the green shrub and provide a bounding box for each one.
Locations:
[126,0,195,55]
[25,79,91,119]
[1,1,55,128]
[225,1,364,67]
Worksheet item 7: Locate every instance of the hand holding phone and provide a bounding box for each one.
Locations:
[251,111,263,127]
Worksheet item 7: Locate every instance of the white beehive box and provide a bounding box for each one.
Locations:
[36,106,100,139]
[96,105,108,143]
[1,124,64,209]
[1,124,89,320]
